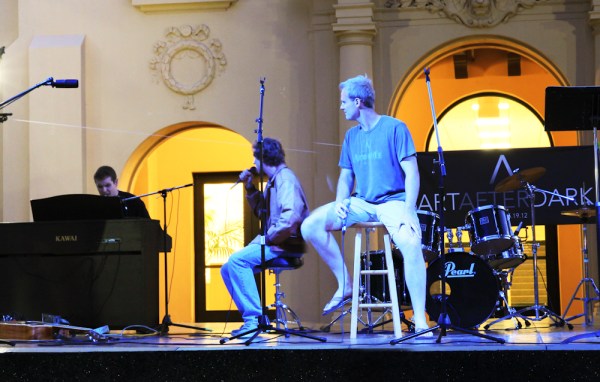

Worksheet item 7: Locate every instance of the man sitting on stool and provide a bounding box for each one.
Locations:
[221,137,309,337]
[301,74,430,335]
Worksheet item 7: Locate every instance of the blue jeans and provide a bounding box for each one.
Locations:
[220,243,281,323]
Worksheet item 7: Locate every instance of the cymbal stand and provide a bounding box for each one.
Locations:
[562,215,600,325]
[484,269,531,330]
[512,182,572,329]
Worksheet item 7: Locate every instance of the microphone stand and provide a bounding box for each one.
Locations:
[219,78,325,345]
[123,183,211,334]
[392,68,504,344]
[0,77,60,120]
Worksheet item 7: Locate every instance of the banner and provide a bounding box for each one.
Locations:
[416,146,595,227]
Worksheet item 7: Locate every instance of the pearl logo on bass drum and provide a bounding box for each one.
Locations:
[444,261,476,278]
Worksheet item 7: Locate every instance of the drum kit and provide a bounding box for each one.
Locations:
[416,166,574,330]
[322,167,579,333]
[419,205,529,330]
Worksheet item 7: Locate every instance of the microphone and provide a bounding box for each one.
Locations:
[341,198,351,234]
[231,166,258,188]
[51,79,79,88]
[43,77,79,88]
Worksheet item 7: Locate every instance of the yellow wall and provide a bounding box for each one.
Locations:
[127,125,253,323]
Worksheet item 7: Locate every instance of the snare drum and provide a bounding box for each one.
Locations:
[465,205,514,256]
[480,237,526,270]
[417,210,440,262]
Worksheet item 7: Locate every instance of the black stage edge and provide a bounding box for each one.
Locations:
[1,349,599,381]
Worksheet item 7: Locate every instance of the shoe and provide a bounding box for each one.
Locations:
[231,320,259,337]
[322,294,352,316]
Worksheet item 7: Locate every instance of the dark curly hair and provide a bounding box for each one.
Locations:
[253,137,285,166]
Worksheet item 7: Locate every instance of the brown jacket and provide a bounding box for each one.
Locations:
[246,166,309,255]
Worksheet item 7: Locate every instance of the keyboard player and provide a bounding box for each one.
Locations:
[93,165,150,218]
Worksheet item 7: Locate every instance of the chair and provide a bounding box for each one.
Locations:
[350,222,402,339]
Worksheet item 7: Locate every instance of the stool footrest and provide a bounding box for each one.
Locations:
[360,270,390,275]
[359,303,393,308]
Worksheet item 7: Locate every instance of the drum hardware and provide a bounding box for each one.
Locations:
[445,226,470,253]
[319,250,414,333]
[445,228,455,251]
[455,226,466,251]
[493,168,573,329]
[481,236,527,271]
[561,207,600,325]
[484,269,532,330]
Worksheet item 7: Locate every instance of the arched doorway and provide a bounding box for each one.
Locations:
[389,36,582,321]
[119,123,256,324]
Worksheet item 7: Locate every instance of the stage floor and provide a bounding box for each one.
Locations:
[2,314,599,353]
[2,314,600,381]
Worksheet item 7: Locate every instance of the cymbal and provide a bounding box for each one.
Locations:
[561,207,596,219]
[494,167,546,192]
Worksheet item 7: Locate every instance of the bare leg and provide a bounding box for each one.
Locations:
[301,203,352,308]
[393,226,429,331]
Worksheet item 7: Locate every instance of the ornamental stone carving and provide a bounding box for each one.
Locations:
[150,24,227,109]
[384,0,547,28]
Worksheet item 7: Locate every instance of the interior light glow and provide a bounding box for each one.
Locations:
[478,131,512,139]
[476,117,509,127]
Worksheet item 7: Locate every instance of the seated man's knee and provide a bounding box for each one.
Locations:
[301,212,322,239]
[394,230,421,253]
[300,217,311,239]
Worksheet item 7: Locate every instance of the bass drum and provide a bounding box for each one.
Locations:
[426,252,498,329]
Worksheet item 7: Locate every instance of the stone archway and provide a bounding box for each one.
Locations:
[388,35,573,150]
[119,123,253,323]
[388,35,582,316]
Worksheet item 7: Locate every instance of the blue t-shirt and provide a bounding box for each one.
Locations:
[338,115,416,204]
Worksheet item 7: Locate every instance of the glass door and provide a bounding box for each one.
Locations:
[193,171,274,322]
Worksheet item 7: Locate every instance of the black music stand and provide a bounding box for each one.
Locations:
[30,194,124,221]
[545,86,600,342]
[545,86,600,282]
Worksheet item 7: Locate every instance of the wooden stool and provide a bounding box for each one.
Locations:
[350,222,402,339]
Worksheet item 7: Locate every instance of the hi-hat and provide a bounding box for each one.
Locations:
[494,167,546,192]
[561,206,596,219]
